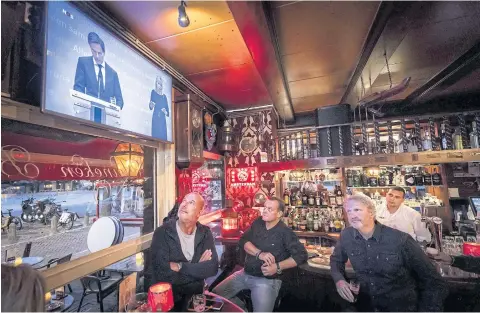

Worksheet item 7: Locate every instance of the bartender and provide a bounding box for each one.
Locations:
[376,187,432,242]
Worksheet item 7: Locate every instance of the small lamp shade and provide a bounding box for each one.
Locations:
[148,282,174,312]
[221,217,239,237]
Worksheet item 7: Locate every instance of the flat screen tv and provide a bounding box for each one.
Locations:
[42,1,173,143]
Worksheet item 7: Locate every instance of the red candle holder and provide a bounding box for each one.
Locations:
[148,282,174,312]
[221,217,240,237]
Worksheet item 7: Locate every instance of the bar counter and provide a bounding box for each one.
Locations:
[215,235,480,312]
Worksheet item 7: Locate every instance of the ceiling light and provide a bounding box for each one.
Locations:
[178,1,190,28]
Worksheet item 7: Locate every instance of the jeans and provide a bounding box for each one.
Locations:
[213,269,282,312]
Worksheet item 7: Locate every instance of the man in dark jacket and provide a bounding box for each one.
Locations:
[151,193,219,311]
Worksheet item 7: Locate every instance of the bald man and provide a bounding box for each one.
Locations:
[151,193,219,311]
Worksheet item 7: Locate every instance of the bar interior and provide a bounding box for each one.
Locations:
[1,1,480,312]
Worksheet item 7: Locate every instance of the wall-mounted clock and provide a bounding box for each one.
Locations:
[239,137,257,154]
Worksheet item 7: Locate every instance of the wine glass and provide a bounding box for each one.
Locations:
[349,279,360,303]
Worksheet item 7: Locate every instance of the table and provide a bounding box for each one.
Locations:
[45,295,74,312]
[7,256,44,267]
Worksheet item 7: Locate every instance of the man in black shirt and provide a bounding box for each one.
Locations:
[330,194,448,312]
[213,197,308,312]
[151,193,218,311]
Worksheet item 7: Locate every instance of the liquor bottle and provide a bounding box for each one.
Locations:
[415,167,424,186]
[453,127,463,150]
[422,128,433,151]
[297,191,303,206]
[423,168,432,185]
[407,130,419,152]
[353,170,361,187]
[404,168,415,186]
[368,172,378,187]
[290,207,296,230]
[432,168,442,185]
[315,192,321,206]
[394,168,403,186]
[292,208,299,230]
[335,186,344,206]
[313,210,320,231]
[302,190,308,206]
[334,213,342,232]
[329,193,336,207]
[308,193,315,206]
[470,122,479,149]
[360,171,369,187]
[378,170,387,187]
[346,169,353,187]
[283,188,290,205]
[290,192,296,207]
[440,123,448,150]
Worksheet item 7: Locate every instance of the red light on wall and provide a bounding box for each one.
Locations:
[228,167,258,187]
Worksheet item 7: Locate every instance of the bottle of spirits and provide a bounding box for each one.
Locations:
[346,169,353,187]
[440,123,448,150]
[290,192,296,207]
[283,188,290,205]
[353,170,361,187]
[408,130,419,152]
[329,192,337,207]
[422,128,433,151]
[302,190,308,206]
[334,213,342,232]
[308,193,315,206]
[470,122,479,149]
[378,169,387,187]
[335,186,344,206]
[297,191,303,206]
[415,167,424,186]
[368,172,378,187]
[283,207,291,227]
[307,209,314,231]
[313,210,320,231]
[423,168,432,185]
[453,127,463,150]
[432,168,442,185]
[474,212,480,243]
[315,192,321,206]
[360,171,369,187]
[405,168,415,186]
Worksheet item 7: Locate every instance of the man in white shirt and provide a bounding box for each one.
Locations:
[376,187,432,242]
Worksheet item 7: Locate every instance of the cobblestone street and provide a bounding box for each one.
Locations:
[1,220,141,266]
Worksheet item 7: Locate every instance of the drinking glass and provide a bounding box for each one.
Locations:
[192,294,206,312]
[349,279,360,303]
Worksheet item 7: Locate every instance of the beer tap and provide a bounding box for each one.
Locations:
[420,203,443,252]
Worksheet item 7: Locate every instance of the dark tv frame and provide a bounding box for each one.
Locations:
[40,1,174,144]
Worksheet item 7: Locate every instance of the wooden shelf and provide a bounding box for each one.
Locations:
[258,149,480,172]
[293,231,341,239]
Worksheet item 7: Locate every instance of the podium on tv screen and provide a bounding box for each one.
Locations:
[70,89,121,127]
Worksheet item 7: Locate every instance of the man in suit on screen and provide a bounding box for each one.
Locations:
[73,32,124,122]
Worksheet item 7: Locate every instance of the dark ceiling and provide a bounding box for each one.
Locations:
[102,1,480,122]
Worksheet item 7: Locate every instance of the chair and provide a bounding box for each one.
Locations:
[22,242,32,257]
[77,275,123,312]
[38,254,74,292]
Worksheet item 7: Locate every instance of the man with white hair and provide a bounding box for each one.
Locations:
[330,194,448,312]
[151,192,219,311]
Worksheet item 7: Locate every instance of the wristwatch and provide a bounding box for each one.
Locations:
[276,262,282,275]
[177,262,183,271]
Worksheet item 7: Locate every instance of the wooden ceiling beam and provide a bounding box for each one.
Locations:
[340,1,398,105]
[227,1,295,122]
[402,41,480,104]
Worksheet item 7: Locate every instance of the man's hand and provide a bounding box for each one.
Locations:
[149,101,155,110]
[258,252,275,266]
[199,249,212,262]
[161,108,168,115]
[336,280,355,303]
[261,263,277,276]
[169,262,181,272]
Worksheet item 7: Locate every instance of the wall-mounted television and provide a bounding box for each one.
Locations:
[42,1,173,143]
